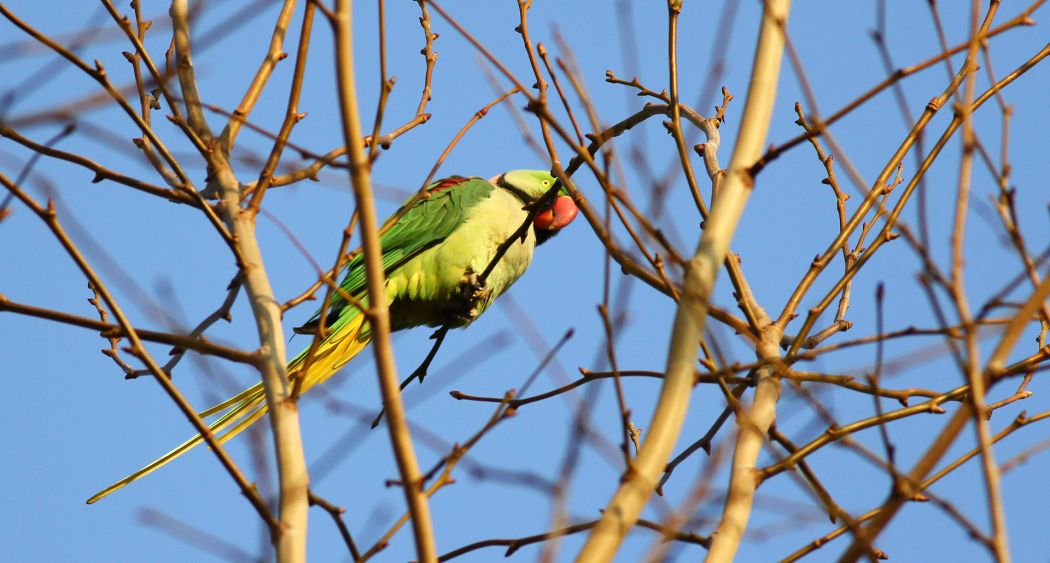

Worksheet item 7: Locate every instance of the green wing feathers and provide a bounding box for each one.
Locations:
[307,176,492,320]
[88,176,495,503]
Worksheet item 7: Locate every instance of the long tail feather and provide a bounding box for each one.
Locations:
[88,313,371,503]
[198,382,264,418]
[86,385,267,504]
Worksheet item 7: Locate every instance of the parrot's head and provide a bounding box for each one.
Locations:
[492,169,579,245]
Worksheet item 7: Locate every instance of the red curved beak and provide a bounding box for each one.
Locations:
[533,195,579,231]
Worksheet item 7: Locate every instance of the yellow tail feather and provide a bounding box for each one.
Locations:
[88,313,371,504]
[197,381,264,418]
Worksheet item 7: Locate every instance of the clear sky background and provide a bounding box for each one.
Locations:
[2,1,1049,561]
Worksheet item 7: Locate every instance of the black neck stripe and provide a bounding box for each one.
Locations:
[496,175,535,204]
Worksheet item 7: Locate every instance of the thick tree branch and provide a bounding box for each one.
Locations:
[172,2,310,560]
[330,2,437,561]
[577,1,792,560]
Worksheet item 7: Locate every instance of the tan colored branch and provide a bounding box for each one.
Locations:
[100,0,208,157]
[666,1,708,218]
[754,1,1040,169]
[0,294,256,364]
[700,3,792,559]
[0,171,275,528]
[950,5,1011,561]
[331,1,437,561]
[576,1,792,560]
[170,2,211,144]
[780,38,1050,357]
[213,161,311,563]
[172,2,310,561]
[0,125,194,204]
[219,0,298,153]
[839,276,1050,561]
[247,1,315,213]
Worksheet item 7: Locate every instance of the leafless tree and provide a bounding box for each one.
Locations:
[2,1,1048,562]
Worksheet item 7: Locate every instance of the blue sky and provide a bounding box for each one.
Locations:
[2,1,1049,561]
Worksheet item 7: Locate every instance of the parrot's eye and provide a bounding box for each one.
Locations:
[542,180,550,186]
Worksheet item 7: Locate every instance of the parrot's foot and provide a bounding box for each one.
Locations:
[455,269,489,324]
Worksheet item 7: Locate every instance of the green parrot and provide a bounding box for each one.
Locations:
[88,169,578,503]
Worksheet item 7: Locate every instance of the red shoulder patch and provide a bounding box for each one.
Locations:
[426,176,470,196]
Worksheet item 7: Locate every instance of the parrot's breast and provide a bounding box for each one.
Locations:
[386,187,537,329]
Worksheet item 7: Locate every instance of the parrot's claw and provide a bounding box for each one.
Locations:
[455,269,489,324]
